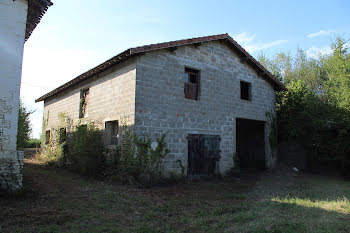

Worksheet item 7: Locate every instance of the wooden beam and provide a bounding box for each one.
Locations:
[168,46,178,52]
[257,71,265,76]
[240,56,248,63]
[193,42,202,48]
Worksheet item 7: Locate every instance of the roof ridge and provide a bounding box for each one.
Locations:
[36,33,286,102]
[129,33,228,53]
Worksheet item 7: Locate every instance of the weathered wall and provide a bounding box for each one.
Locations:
[0,0,27,191]
[43,59,137,139]
[134,41,276,175]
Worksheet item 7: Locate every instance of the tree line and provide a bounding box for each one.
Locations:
[259,37,350,175]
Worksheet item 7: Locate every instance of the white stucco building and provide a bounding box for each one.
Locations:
[0,0,52,191]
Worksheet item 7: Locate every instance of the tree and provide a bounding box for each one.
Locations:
[321,37,350,110]
[259,36,350,175]
[17,100,33,148]
[258,49,325,93]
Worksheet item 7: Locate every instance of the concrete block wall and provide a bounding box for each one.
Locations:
[0,0,27,191]
[134,41,276,175]
[42,40,277,177]
[43,59,137,138]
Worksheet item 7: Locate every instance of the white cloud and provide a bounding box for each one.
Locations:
[232,32,288,53]
[233,32,256,44]
[244,40,288,53]
[306,46,332,58]
[307,30,333,38]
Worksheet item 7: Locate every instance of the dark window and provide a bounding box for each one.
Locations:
[184,67,199,100]
[79,89,90,118]
[240,81,251,100]
[45,130,51,144]
[59,128,66,143]
[105,120,118,145]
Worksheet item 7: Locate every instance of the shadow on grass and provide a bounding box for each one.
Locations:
[244,198,350,233]
[1,159,349,233]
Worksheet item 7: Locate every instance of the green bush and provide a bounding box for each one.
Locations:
[39,115,171,183]
[27,139,41,148]
[277,80,350,174]
[38,114,105,177]
[38,125,66,166]
[112,123,170,187]
[41,142,66,167]
[68,123,105,177]
[259,37,350,176]
[17,100,33,149]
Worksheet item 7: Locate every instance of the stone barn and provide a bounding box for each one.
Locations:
[36,34,286,176]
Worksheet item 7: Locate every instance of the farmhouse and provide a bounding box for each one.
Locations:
[0,0,52,191]
[36,34,286,176]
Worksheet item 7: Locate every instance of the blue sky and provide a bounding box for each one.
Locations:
[21,0,350,138]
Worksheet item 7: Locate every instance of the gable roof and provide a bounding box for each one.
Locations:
[35,33,286,102]
[26,0,53,41]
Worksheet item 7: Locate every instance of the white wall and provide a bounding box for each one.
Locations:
[0,0,28,191]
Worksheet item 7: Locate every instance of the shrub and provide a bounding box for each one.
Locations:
[277,80,350,175]
[259,38,350,176]
[38,113,105,177]
[27,139,41,148]
[134,134,170,187]
[68,123,105,177]
[17,100,33,149]
[38,126,66,166]
[38,114,171,182]
[113,123,170,187]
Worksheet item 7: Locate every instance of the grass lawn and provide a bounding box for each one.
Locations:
[0,156,349,233]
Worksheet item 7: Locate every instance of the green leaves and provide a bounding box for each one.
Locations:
[113,122,170,187]
[17,100,33,149]
[69,123,105,177]
[321,37,350,110]
[260,36,350,175]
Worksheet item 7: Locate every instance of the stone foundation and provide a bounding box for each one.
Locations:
[0,151,24,191]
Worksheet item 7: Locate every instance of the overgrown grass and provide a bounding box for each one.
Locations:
[1,158,349,233]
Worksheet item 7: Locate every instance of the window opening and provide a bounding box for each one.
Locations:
[184,67,199,100]
[79,89,90,118]
[240,81,251,100]
[45,130,51,144]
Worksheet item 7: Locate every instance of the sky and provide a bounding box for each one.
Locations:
[21,0,350,138]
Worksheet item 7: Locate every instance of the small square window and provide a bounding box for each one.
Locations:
[45,130,51,144]
[240,81,251,101]
[184,67,199,100]
[59,128,66,143]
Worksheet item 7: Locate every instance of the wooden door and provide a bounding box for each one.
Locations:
[188,134,221,176]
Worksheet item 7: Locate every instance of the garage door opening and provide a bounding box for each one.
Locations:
[188,134,221,176]
[236,118,266,169]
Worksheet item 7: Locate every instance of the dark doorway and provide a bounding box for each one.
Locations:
[105,120,118,145]
[236,118,265,169]
[188,134,221,176]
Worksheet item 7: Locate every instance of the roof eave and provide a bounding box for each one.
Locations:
[35,33,286,102]
[35,49,133,102]
[25,0,53,41]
